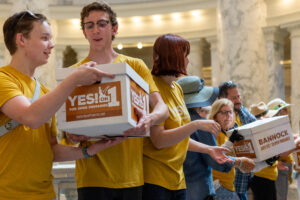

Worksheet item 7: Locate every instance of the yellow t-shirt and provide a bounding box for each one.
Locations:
[74,54,159,188]
[254,161,278,181]
[212,131,236,191]
[143,76,191,190]
[279,154,293,164]
[0,65,57,200]
[235,114,242,127]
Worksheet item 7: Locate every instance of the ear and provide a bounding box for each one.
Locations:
[112,24,118,37]
[15,33,25,46]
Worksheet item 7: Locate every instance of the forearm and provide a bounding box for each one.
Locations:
[52,143,85,162]
[17,75,77,128]
[150,121,199,149]
[188,138,211,154]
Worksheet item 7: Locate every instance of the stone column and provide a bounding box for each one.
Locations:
[217,0,268,107]
[263,26,287,101]
[187,39,204,78]
[263,26,287,103]
[206,35,220,87]
[282,21,300,132]
[55,44,65,69]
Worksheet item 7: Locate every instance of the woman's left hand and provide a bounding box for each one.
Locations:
[207,146,233,164]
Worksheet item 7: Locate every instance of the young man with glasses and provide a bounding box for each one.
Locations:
[218,81,257,200]
[67,2,168,200]
[0,10,125,199]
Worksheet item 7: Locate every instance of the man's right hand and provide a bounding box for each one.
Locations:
[237,157,255,172]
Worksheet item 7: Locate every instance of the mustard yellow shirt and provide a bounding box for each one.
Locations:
[74,54,159,188]
[143,76,191,190]
[0,66,56,199]
[254,161,278,181]
[235,114,242,127]
[212,131,236,191]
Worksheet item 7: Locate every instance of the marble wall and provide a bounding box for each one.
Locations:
[217,0,268,107]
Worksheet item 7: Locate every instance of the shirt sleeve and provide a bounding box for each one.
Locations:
[50,116,58,137]
[0,72,23,107]
[131,59,159,94]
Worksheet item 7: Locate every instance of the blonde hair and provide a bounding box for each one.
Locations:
[208,98,234,120]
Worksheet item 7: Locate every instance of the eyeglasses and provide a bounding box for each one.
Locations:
[16,10,38,25]
[83,19,110,30]
[218,110,233,115]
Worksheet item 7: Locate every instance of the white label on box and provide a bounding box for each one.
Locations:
[233,139,257,158]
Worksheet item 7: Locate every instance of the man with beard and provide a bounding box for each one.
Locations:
[218,81,257,200]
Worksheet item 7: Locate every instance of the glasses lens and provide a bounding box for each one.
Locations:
[84,22,94,29]
[97,20,109,28]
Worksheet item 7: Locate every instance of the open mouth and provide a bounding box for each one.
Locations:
[94,38,102,42]
[43,51,51,57]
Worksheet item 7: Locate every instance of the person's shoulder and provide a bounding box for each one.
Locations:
[70,57,90,67]
[0,65,13,74]
[117,54,146,67]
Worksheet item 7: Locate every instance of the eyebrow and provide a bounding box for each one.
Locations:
[84,19,109,23]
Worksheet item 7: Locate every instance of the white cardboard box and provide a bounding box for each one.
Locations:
[227,115,295,162]
[56,62,149,138]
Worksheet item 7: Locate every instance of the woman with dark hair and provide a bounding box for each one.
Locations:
[0,10,124,199]
[142,34,233,200]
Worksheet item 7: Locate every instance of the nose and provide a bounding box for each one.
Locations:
[92,24,101,34]
[49,40,54,49]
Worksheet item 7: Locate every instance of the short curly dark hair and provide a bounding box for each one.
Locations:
[80,2,118,40]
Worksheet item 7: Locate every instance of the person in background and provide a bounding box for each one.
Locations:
[248,101,279,200]
[143,34,234,200]
[177,76,254,200]
[66,2,169,200]
[267,98,293,200]
[208,98,255,200]
[218,81,257,200]
[249,101,272,120]
[0,10,125,199]
[195,106,211,119]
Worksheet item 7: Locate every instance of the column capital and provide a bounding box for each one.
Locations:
[262,26,288,44]
[281,20,300,38]
[205,35,218,50]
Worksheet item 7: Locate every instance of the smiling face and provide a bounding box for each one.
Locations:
[214,105,234,130]
[82,10,118,51]
[21,21,54,66]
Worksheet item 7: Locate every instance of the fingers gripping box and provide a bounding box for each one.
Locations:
[56,62,149,137]
[227,116,295,162]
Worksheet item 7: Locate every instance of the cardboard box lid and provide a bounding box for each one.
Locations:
[227,115,290,136]
[56,62,149,94]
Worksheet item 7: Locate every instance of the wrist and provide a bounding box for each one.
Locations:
[234,158,241,167]
[194,120,202,130]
